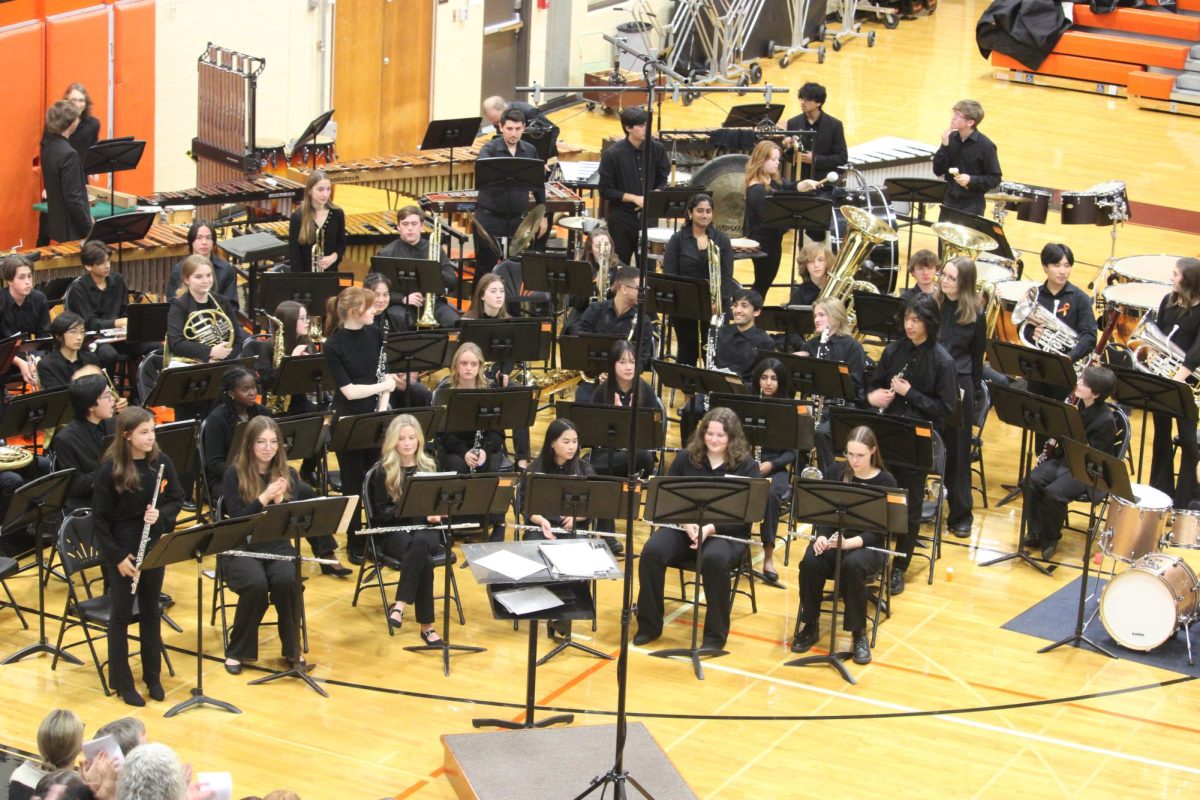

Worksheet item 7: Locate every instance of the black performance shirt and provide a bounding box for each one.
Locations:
[598,137,670,215]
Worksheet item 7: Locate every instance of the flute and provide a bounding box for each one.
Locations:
[649,524,765,548]
[225,550,340,565]
[508,523,625,540]
[786,529,904,558]
[130,464,166,594]
[355,522,478,537]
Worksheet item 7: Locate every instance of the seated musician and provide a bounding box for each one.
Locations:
[589,340,657,480]
[36,312,99,389]
[367,414,444,644]
[791,425,897,666]
[1149,257,1200,505]
[250,300,316,412]
[166,221,240,311]
[752,357,796,584]
[866,293,957,596]
[899,249,940,301]
[362,275,433,410]
[65,240,128,369]
[219,415,314,675]
[201,367,269,501]
[566,265,652,402]
[633,407,760,650]
[474,109,548,276]
[431,342,506,541]
[1025,243,1097,407]
[374,205,460,329]
[680,289,775,443]
[165,255,248,368]
[795,298,867,474]
[663,193,736,368]
[787,244,832,308]
[287,170,346,273]
[1023,366,1117,560]
[0,255,51,388]
[565,227,622,322]
[50,373,117,512]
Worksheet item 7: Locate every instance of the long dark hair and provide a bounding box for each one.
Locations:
[903,292,940,342]
[231,416,293,506]
[464,273,510,320]
[1170,257,1200,308]
[601,340,639,404]
[686,407,750,468]
[104,407,160,493]
[274,300,310,355]
[536,418,585,474]
[752,357,793,399]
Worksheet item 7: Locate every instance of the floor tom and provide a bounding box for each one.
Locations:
[1103,282,1171,344]
[1086,180,1129,226]
[1168,508,1200,549]
[993,279,1037,344]
[1100,553,1198,651]
[1099,483,1172,563]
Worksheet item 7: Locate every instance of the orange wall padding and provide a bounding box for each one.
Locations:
[992,51,1144,86]
[0,1,40,29]
[45,7,109,133]
[1074,7,1200,40]
[0,22,47,251]
[113,0,154,195]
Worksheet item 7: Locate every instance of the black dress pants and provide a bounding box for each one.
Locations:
[606,208,641,266]
[670,316,709,369]
[635,527,742,647]
[334,447,377,557]
[381,529,439,624]
[223,554,301,661]
[750,228,785,300]
[762,469,791,549]
[104,562,164,691]
[1025,459,1087,548]
[799,542,883,632]
[942,375,974,528]
[1150,413,1199,507]
[889,464,928,572]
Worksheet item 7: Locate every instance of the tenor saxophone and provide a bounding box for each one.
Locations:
[416,214,441,329]
[263,311,289,414]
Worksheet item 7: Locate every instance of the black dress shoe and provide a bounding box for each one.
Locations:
[320,560,353,578]
[949,523,972,539]
[182,499,197,513]
[119,687,145,707]
[701,636,726,651]
[632,630,659,647]
[346,551,365,566]
[852,633,872,665]
[791,625,819,654]
[378,553,402,570]
[762,568,781,585]
[889,567,905,596]
[1022,536,1039,548]
[1041,543,1058,561]
[224,661,242,675]
[607,539,625,557]
[146,681,165,702]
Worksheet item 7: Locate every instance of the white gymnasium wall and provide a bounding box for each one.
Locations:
[154,0,329,191]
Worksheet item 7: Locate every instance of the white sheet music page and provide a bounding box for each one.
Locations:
[493,586,565,616]
[473,549,547,581]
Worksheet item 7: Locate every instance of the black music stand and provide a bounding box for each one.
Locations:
[771,352,856,408]
[783,479,902,684]
[396,474,517,675]
[143,515,260,717]
[272,354,335,413]
[370,256,445,311]
[291,109,335,172]
[474,158,545,259]
[1107,364,1196,483]
[125,302,170,344]
[220,233,288,316]
[644,476,767,679]
[722,103,785,128]
[1038,440,1136,659]
[987,340,1077,506]
[885,178,945,282]
[651,360,747,422]
[458,318,552,379]
[853,293,905,343]
[756,305,814,345]
[760,194,833,296]
[522,254,593,369]
[256,272,348,321]
[383,332,455,408]
[0,334,21,375]
[246,496,356,696]
[83,137,145,219]
[0,388,72,454]
[709,393,815,454]
[645,187,707,225]
[1,470,77,665]
[984,384,1086,576]
[555,402,664,475]
[558,334,622,383]
[329,409,402,467]
[421,117,482,198]
[145,358,255,415]
[439,387,537,472]
[85,211,157,275]
[645,274,711,328]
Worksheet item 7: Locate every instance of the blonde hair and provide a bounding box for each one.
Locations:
[298,169,336,246]
[37,709,84,770]
[744,140,781,190]
[379,414,437,502]
[797,243,833,286]
[177,255,213,298]
[813,297,850,336]
[934,256,984,325]
[449,342,488,389]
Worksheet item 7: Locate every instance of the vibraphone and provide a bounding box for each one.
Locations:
[847,137,938,184]
[256,210,399,270]
[290,141,489,206]
[28,224,191,299]
[193,44,266,185]
[143,174,306,222]
[604,131,717,166]
[419,183,585,216]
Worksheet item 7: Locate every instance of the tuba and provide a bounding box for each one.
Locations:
[1011,286,1079,357]
[263,311,289,414]
[932,221,1001,336]
[416,215,441,329]
[164,306,235,368]
[818,206,889,336]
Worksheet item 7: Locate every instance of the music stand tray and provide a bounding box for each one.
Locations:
[760,194,834,232]
[145,358,256,412]
[651,360,747,400]
[474,158,544,194]
[937,206,1015,262]
[256,272,349,320]
[885,177,945,208]
[370,257,446,299]
[853,293,904,343]
[707,393,815,453]
[645,188,708,222]
[1108,363,1196,483]
[0,388,73,450]
[458,318,552,366]
[829,409,934,473]
[558,335,623,379]
[555,402,665,473]
[721,104,785,128]
[421,117,481,151]
[755,305,814,341]
[440,387,538,440]
[271,354,336,410]
[770,352,856,407]
[987,340,1077,391]
[86,211,157,253]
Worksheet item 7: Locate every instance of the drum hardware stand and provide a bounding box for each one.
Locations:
[1099,196,1130,263]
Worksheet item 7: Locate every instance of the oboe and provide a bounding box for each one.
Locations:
[130,464,166,595]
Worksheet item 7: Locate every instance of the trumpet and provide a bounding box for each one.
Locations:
[312,222,325,270]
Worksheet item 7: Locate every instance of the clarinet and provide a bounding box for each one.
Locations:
[376,316,391,412]
[130,464,166,595]
[469,429,484,473]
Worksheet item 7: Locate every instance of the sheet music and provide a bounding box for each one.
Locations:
[539,541,614,578]
[473,549,548,581]
[493,586,565,616]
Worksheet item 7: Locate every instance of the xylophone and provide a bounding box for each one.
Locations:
[419,183,585,216]
[143,174,305,216]
[290,141,489,200]
[847,136,938,184]
[28,224,192,299]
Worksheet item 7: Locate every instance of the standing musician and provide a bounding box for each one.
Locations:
[900,249,940,301]
[92,407,185,707]
[323,286,399,564]
[36,312,99,389]
[473,109,548,276]
[65,240,128,370]
[934,257,986,537]
[597,106,670,265]
[165,255,247,379]
[0,255,51,387]
[166,222,240,311]
[791,425,897,665]
[360,276,434,410]
[932,99,1002,217]
[288,170,346,273]
[51,374,117,512]
[40,99,91,244]
[788,243,833,309]
[566,265,653,402]
[1023,366,1117,560]
[368,414,445,644]
[633,407,760,651]
[219,416,315,675]
[1149,257,1200,505]
[743,140,807,300]
[796,297,867,475]
[752,357,796,583]
[866,293,957,596]
[663,193,736,369]
[784,83,848,188]
[64,83,99,176]
[375,205,461,329]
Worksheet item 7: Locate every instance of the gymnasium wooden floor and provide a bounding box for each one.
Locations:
[4,1,1200,797]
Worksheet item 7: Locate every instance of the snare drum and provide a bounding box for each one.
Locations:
[1100,553,1198,651]
[290,135,337,169]
[975,255,1015,286]
[1103,282,1172,344]
[993,280,1037,344]
[1005,183,1051,224]
[1168,508,1200,549]
[1099,483,1172,563]
[1109,254,1181,286]
[253,137,288,175]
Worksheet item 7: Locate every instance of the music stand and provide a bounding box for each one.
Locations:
[329,409,404,467]
[522,254,593,369]
[984,384,1086,576]
[272,354,335,413]
[421,117,482,200]
[644,187,707,224]
[125,303,170,345]
[645,274,712,329]
[760,194,833,296]
[291,109,335,172]
[0,388,72,454]
[721,103,785,128]
[0,334,21,375]
[708,393,815,454]
[651,360,747,412]
[83,138,145,217]
[145,358,256,415]
[555,401,665,477]
[85,211,157,275]
[257,272,348,321]
[1107,364,1196,483]
[395,473,517,674]
[370,256,445,308]
[783,479,902,684]
[1037,440,1135,659]
[383,332,455,408]
[1,469,78,665]
[755,305,814,343]
[142,515,262,717]
[558,334,623,383]
[885,178,945,281]
[458,318,552,377]
[246,496,356,696]
[474,158,545,259]
[643,476,768,679]
[440,387,538,471]
[853,293,904,344]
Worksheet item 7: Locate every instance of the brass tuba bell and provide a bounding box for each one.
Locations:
[818,206,892,337]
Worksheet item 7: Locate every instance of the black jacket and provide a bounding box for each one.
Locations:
[667,453,761,538]
[50,417,113,510]
[663,226,737,312]
[1048,399,1116,459]
[41,133,91,242]
[476,137,546,219]
[938,298,986,383]
[203,402,270,492]
[167,255,240,312]
[870,337,958,429]
[66,272,129,331]
[976,0,1071,71]
[715,323,776,382]
[36,348,99,389]
[221,467,315,554]
[598,137,670,216]
[288,207,347,273]
[1032,281,1097,362]
[1157,296,1200,372]
[567,299,654,371]
[932,128,1002,215]
[785,111,848,182]
[92,455,185,565]
[798,332,867,406]
[0,289,51,339]
[166,292,248,364]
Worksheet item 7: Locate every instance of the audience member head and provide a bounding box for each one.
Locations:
[116,742,186,800]
[94,717,147,756]
[37,708,85,771]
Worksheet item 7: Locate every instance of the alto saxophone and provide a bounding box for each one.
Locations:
[311,222,325,271]
[263,311,289,414]
[416,214,441,329]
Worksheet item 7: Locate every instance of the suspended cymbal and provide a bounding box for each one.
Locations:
[510,204,547,258]
[985,191,1031,204]
[557,215,600,233]
[931,221,998,252]
[472,216,503,259]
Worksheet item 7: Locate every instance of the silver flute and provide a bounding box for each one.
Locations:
[786,529,904,558]
[356,522,478,536]
[225,550,340,565]
[648,524,765,548]
[130,464,166,594]
[508,523,624,540]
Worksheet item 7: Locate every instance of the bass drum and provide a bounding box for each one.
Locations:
[1100,553,1198,651]
[688,154,749,238]
[830,185,898,292]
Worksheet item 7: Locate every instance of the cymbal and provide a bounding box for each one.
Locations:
[510,204,546,258]
[557,215,600,233]
[985,192,1030,204]
[472,216,502,259]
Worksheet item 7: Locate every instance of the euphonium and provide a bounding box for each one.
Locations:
[817,206,888,337]
[1011,286,1079,356]
[416,215,441,329]
[1129,317,1185,380]
[312,223,325,270]
[164,306,235,367]
[263,311,289,414]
